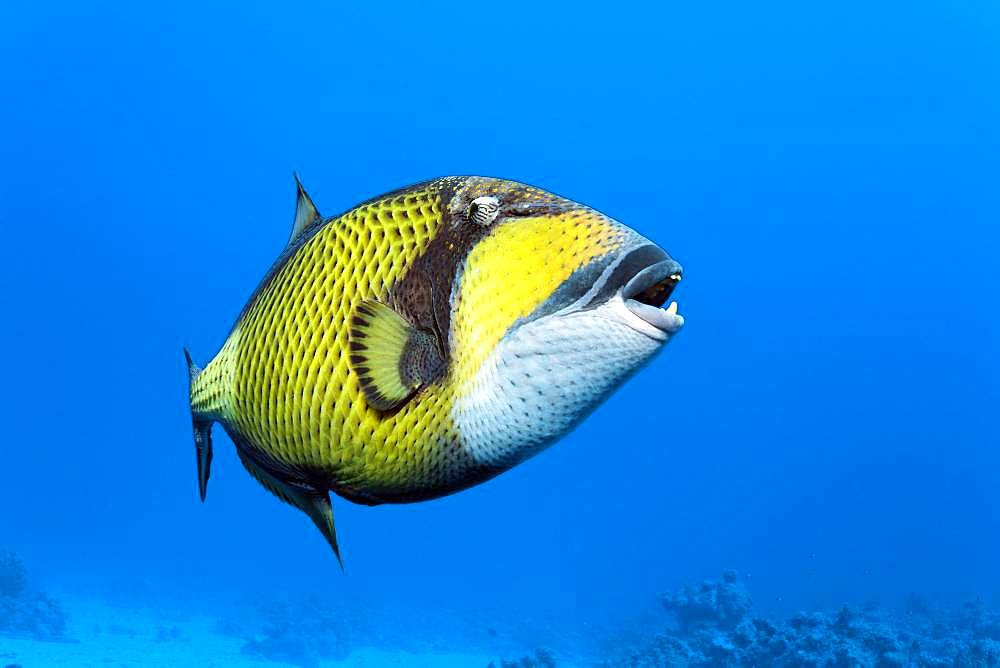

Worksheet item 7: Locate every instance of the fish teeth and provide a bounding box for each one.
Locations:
[665,301,678,315]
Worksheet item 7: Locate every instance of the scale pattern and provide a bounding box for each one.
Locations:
[203,181,469,499]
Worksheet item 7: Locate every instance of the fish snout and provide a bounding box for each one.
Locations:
[613,244,684,338]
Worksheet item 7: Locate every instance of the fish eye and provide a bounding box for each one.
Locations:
[468,196,501,226]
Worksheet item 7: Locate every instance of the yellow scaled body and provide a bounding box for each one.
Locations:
[186,176,685,564]
[193,182,459,500]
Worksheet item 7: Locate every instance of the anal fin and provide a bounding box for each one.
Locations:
[228,433,343,569]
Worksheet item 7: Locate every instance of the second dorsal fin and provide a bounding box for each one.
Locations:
[289,173,322,246]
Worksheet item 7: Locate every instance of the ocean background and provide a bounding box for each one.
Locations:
[1,1,998,665]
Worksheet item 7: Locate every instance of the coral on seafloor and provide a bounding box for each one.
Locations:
[0,550,67,642]
[487,647,558,667]
[599,571,1000,668]
[216,599,354,668]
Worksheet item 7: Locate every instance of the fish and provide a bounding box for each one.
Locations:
[185,176,684,567]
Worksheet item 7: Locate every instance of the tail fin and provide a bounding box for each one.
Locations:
[184,348,213,502]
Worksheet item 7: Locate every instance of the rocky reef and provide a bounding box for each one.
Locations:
[487,647,558,668]
[599,571,1000,667]
[0,550,67,641]
[215,598,355,668]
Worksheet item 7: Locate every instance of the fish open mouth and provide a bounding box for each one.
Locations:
[621,257,684,336]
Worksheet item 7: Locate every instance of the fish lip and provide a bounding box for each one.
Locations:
[620,258,685,337]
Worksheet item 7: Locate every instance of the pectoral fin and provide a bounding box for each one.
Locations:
[348,299,445,411]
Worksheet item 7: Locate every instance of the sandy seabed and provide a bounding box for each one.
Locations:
[0,594,499,668]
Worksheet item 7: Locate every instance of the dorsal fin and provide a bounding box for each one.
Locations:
[289,173,322,246]
[348,299,445,412]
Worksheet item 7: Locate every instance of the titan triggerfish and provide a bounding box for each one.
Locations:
[185,176,684,567]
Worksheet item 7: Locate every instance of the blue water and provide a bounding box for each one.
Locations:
[1,1,998,664]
